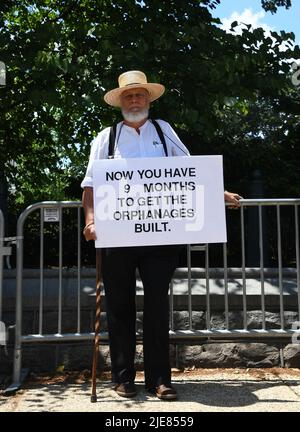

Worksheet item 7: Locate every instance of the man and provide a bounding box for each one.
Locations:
[81,70,241,400]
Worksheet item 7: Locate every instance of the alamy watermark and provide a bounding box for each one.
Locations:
[291,321,300,344]
[291,61,300,87]
[94,181,205,232]
[0,61,6,86]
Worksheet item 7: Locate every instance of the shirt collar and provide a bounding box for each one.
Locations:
[122,119,149,132]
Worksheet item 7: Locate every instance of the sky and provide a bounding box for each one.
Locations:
[210,0,300,46]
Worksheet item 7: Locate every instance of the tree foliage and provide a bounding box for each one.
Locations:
[0,0,299,215]
[261,0,292,13]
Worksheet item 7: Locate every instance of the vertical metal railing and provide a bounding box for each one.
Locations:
[277,205,284,330]
[58,207,63,335]
[12,205,24,385]
[187,245,193,330]
[39,209,44,335]
[205,245,210,331]
[258,205,266,330]
[77,208,81,334]
[240,205,247,330]
[223,243,229,330]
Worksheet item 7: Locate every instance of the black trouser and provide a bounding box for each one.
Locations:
[102,245,181,390]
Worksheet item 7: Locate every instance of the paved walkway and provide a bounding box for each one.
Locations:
[1,368,300,412]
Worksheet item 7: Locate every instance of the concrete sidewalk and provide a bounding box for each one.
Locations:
[1,368,300,412]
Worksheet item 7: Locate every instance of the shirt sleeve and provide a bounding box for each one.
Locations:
[80,127,110,189]
[156,120,190,157]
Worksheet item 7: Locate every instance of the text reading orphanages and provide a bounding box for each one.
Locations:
[105,167,198,233]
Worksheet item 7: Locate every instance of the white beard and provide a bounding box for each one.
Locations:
[121,108,149,123]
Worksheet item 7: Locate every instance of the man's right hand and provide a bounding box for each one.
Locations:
[83,222,97,241]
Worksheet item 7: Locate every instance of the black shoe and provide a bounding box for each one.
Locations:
[115,382,137,398]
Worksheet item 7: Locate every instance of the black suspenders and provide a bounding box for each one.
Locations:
[150,119,168,157]
[108,123,117,159]
[108,119,168,158]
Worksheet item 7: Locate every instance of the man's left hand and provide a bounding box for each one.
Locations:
[224,191,243,209]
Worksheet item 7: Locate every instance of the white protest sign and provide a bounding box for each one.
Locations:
[93,155,227,248]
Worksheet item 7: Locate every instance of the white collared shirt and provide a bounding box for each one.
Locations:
[81,119,190,188]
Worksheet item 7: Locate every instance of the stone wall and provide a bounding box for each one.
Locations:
[1,268,300,373]
[1,309,300,373]
[1,340,300,374]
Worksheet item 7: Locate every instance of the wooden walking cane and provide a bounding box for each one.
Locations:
[91,248,102,403]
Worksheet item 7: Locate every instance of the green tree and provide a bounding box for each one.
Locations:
[0,0,299,213]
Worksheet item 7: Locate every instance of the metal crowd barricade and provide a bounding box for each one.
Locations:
[169,199,300,340]
[6,199,300,391]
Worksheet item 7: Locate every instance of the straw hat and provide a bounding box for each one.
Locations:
[104,70,165,107]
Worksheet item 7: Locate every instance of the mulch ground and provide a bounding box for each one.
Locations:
[19,367,300,387]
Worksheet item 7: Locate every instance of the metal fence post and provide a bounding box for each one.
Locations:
[10,208,25,389]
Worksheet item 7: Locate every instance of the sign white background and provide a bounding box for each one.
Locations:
[93,156,227,248]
